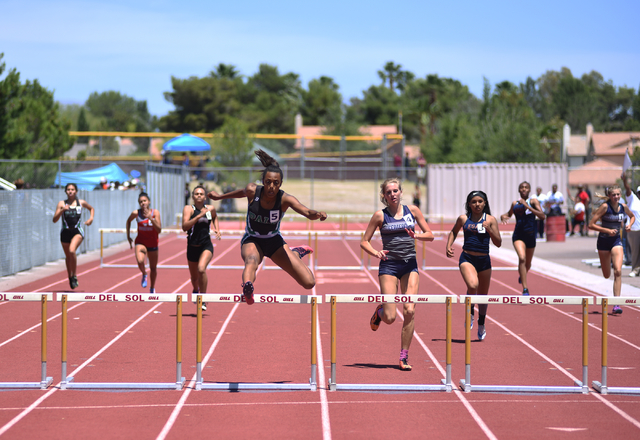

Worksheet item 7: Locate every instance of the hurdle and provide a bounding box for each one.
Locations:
[0,293,53,390]
[194,293,321,391]
[592,296,640,395]
[326,294,456,391]
[58,293,186,390]
[459,295,592,393]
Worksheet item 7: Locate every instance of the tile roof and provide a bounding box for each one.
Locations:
[592,132,640,156]
[568,158,621,186]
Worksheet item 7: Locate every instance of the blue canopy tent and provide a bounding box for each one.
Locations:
[53,163,129,190]
[162,134,211,153]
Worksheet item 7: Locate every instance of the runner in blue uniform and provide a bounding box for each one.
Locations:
[182,185,221,311]
[446,190,501,340]
[589,185,635,314]
[52,183,95,289]
[361,177,433,370]
[500,181,545,295]
[207,150,327,305]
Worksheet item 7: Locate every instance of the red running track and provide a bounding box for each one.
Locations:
[0,221,639,439]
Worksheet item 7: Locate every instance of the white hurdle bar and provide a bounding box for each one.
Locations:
[195,294,321,391]
[58,293,186,390]
[459,295,592,394]
[326,294,456,392]
[592,296,640,395]
[0,293,54,390]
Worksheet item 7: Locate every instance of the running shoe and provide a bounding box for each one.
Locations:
[242,281,254,305]
[522,288,530,296]
[141,274,148,288]
[201,302,207,311]
[399,358,412,371]
[370,304,383,331]
[478,324,486,341]
[149,288,155,294]
[291,245,314,259]
[612,305,623,315]
[69,276,78,290]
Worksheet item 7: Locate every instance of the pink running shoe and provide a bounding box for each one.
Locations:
[242,281,254,305]
[291,245,314,259]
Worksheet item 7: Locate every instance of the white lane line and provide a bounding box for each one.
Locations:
[156,302,240,440]
[312,258,332,440]
[343,240,498,440]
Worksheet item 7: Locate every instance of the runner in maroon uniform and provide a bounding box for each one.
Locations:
[126,192,161,293]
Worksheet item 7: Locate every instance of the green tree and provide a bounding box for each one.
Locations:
[211,118,253,167]
[85,91,155,152]
[300,76,343,126]
[77,107,90,143]
[0,53,72,159]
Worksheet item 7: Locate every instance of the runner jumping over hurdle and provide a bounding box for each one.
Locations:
[207,149,327,305]
[361,177,433,370]
[446,190,501,341]
[126,192,161,294]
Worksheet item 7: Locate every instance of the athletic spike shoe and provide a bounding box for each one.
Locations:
[478,324,486,341]
[522,288,530,296]
[612,305,623,315]
[149,288,155,294]
[291,245,314,259]
[242,281,254,305]
[69,277,74,290]
[370,304,383,331]
[201,302,207,311]
[70,276,78,290]
[399,358,412,371]
[141,274,148,288]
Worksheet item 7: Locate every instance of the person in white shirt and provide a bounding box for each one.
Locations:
[622,173,640,276]
[545,184,564,217]
[532,187,548,238]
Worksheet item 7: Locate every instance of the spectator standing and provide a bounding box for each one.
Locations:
[532,187,547,238]
[576,185,590,235]
[545,184,564,216]
[570,196,586,236]
[622,173,640,277]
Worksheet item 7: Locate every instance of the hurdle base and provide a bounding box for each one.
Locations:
[441,378,453,392]
[197,382,316,391]
[459,379,587,394]
[593,381,640,395]
[0,378,53,390]
[328,380,337,391]
[334,383,450,392]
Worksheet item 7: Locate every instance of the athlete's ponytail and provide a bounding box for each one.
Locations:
[256,149,283,182]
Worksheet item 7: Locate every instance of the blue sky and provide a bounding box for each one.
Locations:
[2,0,639,118]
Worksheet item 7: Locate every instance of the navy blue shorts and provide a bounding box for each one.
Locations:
[459,252,492,272]
[378,258,418,279]
[512,232,536,249]
[187,241,214,262]
[241,234,286,258]
[597,234,622,252]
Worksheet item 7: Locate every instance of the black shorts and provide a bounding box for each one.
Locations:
[187,241,214,262]
[378,258,418,279]
[459,252,492,273]
[512,232,536,249]
[241,234,286,258]
[60,228,83,244]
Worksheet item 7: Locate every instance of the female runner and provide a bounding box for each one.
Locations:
[207,150,327,305]
[52,183,95,289]
[500,181,545,295]
[588,185,635,314]
[446,190,501,340]
[126,192,162,293]
[182,185,221,311]
[361,178,433,370]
